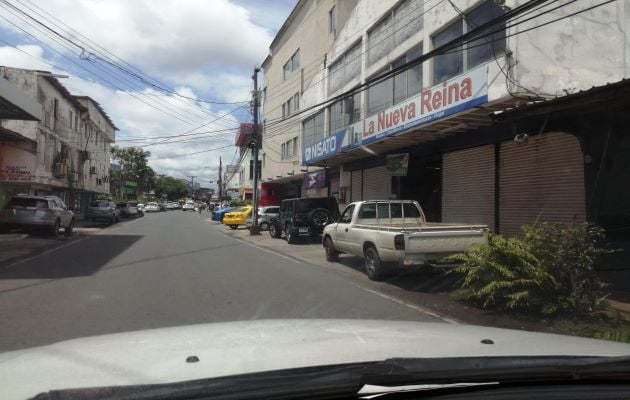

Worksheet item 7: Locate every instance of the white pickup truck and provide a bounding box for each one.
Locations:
[322,200,488,280]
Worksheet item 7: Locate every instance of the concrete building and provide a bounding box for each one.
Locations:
[260,0,359,200]
[0,67,116,211]
[259,0,630,244]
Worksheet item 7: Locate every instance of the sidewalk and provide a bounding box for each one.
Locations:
[213,221,630,331]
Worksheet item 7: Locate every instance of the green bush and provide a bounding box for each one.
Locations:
[523,223,612,314]
[450,222,614,315]
[449,233,555,312]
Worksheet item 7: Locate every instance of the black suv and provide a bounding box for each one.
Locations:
[269,197,339,244]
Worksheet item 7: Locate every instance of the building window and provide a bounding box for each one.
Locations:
[249,159,262,180]
[328,41,361,94]
[433,0,505,84]
[281,136,299,160]
[293,93,299,112]
[329,91,361,134]
[283,50,300,81]
[368,0,424,66]
[329,6,336,35]
[286,97,293,117]
[302,110,325,148]
[367,44,422,116]
[466,0,506,69]
[262,152,266,168]
[69,111,73,129]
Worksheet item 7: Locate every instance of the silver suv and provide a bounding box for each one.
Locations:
[85,201,120,224]
[246,206,279,231]
[0,195,74,236]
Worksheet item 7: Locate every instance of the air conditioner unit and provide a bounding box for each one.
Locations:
[89,166,97,174]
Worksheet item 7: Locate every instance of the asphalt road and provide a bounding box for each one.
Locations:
[0,211,440,351]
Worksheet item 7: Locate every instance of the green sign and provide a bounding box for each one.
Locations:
[386,153,409,176]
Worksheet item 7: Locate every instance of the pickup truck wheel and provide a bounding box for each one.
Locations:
[324,237,339,262]
[364,246,384,281]
[269,223,282,239]
[285,224,297,244]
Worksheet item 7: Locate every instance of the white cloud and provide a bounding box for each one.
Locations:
[0,0,293,182]
[0,44,51,70]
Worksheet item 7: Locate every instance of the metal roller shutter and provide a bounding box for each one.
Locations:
[362,165,392,200]
[351,170,362,202]
[442,145,496,231]
[500,132,585,236]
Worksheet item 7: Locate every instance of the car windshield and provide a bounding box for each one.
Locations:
[2,1,629,397]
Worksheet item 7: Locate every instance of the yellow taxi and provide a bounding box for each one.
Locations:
[222,206,253,229]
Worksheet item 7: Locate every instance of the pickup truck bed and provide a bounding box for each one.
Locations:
[323,200,488,280]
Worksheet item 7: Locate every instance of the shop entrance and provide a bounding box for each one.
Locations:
[396,156,442,222]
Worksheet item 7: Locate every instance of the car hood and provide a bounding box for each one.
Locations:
[2,319,630,399]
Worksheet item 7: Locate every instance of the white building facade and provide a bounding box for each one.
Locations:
[0,67,116,212]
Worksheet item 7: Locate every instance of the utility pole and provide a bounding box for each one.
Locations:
[250,66,261,235]
[218,156,222,202]
[187,175,196,199]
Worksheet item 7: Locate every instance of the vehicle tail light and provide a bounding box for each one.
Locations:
[394,234,405,250]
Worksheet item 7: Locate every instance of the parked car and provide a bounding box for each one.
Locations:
[166,202,175,210]
[182,201,196,211]
[223,206,253,229]
[0,195,74,236]
[158,202,168,212]
[269,197,339,243]
[137,203,145,212]
[245,206,279,231]
[85,200,120,224]
[322,200,488,280]
[211,206,233,221]
[144,202,159,212]
[116,201,143,218]
[171,202,181,210]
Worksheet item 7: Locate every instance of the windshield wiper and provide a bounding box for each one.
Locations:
[32,356,630,400]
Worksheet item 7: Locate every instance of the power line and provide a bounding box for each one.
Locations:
[4,0,251,106]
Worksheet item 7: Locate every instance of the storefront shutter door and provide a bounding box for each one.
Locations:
[442,145,495,231]
[499,132,585,236]
[362,165,392,201]
[351,170,362,202]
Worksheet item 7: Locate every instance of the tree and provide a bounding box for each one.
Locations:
[110,146,155,199]
[153,175,189,200]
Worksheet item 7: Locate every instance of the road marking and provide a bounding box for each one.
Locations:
[2,235,91,269]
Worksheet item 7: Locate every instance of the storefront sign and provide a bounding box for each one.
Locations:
[0,144,36,182]
[302,121,364,164]
[386,153,409,176]
[302,65,489,165]
[303,169,327,188]
[362,65,488,145]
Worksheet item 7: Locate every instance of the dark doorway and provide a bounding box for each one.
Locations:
[396,156,442,222]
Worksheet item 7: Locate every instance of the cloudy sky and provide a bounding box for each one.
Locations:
[0,0,296,187]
